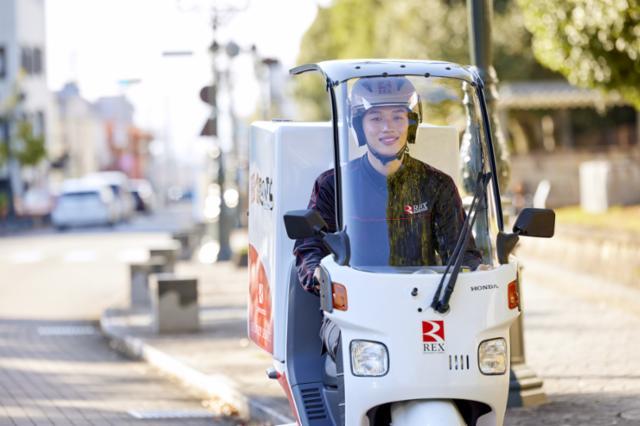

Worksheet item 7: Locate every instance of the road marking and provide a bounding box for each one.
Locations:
[37,325,97,336]
[63,250,97,263]
[116,248,149,263]
[8,251,44,264]
[127,409,214,419]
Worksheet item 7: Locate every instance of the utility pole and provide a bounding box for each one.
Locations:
[207,14,232,261]
[466,0,545,407]
[205,5,246,261]
[466,0,510,190]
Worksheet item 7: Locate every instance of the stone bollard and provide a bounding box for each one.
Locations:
[149,273,199,334]
[149,243,179,267]
[579,160,610,213]
[129,256,174,307]
[171,231,193,261]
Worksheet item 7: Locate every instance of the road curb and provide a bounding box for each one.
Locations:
[99,308,294,425]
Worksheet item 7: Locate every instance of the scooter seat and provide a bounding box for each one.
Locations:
[323,354,338,388]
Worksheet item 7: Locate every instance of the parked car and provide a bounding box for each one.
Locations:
[16,187,54,221]
[51,179,119,229]
[129,179,156,213]
[85,171,135,222]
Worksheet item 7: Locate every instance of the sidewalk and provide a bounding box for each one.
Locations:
[100,257,640,426]
[100,260,294,425]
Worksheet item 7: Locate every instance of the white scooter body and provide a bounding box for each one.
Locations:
[248,60,554,426]
[322,257,519,425]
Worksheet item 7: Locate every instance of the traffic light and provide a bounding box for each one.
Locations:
[199,85,217,136]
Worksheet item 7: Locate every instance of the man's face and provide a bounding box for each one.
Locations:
[362,106,409,157]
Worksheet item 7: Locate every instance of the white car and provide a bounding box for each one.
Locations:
[51,180,119,229]
[85,171,135,222]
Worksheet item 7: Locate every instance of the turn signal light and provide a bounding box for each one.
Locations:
[332,282,348,311]
[508,280,519,310]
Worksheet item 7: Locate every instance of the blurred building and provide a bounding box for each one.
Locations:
[0,0,53,217]
[94,95,152,179]
[49,82,109,180]
[499,81,640,208]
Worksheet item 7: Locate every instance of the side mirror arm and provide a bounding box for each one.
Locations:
[496,231,519,264]
[322,229,350,266]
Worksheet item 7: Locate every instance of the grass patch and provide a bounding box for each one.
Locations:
[554,205,640,233]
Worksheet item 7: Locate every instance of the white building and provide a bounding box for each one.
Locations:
[0,0,53,212]
[51,82,109,179]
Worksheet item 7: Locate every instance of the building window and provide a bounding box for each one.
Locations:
[35,111,45,137]
[33,48,43,75]
[0,119,9,142]
[0,46,6,79]
[21,47,33,74]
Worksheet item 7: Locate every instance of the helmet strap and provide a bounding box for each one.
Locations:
[367,142,407,165]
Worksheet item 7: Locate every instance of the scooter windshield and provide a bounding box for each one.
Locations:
[334,74,496,271]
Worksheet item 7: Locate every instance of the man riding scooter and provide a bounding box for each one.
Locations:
[250,59,555,426]
[293,76,484,361]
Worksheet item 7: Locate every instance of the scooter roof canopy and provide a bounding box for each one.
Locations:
[290,59,481,87]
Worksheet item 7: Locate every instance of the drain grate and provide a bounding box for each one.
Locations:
[127,409,214,420]
[37,325,97,336]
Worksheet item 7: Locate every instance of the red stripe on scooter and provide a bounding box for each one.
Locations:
[277,371,301,425]
[248,244,274,353]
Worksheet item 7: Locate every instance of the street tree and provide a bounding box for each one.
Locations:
[294,0,558,120]
[518,0,640,109]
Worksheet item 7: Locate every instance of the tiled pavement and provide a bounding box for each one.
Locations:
[0,318,243,426]
[505,258,640,425]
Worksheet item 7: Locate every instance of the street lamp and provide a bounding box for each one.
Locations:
[205,32,244,261]
[465,0,545,407]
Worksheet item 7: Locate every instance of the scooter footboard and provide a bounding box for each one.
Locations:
[391,400,465,426]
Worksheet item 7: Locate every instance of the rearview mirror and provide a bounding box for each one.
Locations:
[513,208,555,238]
[283,209,328,239]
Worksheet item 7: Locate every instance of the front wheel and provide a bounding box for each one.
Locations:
[390,400,465,426]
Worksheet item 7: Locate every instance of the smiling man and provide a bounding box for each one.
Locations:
[293,76,482,359]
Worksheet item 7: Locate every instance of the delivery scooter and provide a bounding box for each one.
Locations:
[248,59,555,426]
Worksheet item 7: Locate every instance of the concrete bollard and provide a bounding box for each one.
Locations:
[172,231,193,261]
[129,256,174,307]
[579,160,610,213]
[149,243,180,270]
[149,273,199,334]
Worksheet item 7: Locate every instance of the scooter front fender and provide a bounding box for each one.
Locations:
[390,400,465,426]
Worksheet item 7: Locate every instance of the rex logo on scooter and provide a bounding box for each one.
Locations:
[422,320,446,353]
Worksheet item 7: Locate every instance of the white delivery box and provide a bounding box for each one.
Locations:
[247,121,460,360]
[248,121,333,360]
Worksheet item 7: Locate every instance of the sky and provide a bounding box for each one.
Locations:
[45,0,327,160]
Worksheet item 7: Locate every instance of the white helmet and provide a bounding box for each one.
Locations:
[349,76,422,147]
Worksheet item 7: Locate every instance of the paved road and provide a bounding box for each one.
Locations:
[505,258,640,425]
[0,232,171,319]
[0,208,250,425]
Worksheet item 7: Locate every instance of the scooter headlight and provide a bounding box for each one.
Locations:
[478,338,507,375]
[350,340,389,377]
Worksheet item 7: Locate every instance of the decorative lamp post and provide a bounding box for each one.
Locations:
[465,0,545,407]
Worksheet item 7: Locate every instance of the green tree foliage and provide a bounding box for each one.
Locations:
[0,120,46,167]
[295,0,557,120]
[518,0,640,109]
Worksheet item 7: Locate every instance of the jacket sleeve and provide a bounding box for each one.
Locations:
[432,174,482,270]
[292,170,337,294]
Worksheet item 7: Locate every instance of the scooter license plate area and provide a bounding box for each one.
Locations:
[321,258,519,422]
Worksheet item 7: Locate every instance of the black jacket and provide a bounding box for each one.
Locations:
[293,154,482,293]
